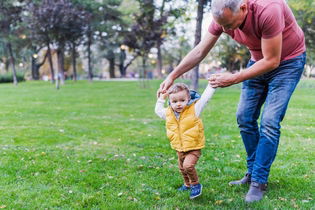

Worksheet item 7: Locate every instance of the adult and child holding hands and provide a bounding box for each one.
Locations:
[154,0,306,202]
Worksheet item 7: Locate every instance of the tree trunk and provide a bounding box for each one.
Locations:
[4,58,10,72]
[108,51,115,78]
[57,47,65,85]
[7,42,18,85]
[47,43,55,83]
[31,49,48,80]
[140,56,148,88]
[87,30,93,81]
[157,0,166,78]
[168,61,174,74]
[72,41,77,81]
[157,38,163,78]
[142,56,147,79]
[192,0,205,90]
[31,56,40,80]
[123,55,138,77]
[119,49,126,77]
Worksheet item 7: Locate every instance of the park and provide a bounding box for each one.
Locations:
[0,0,314,209]
[0,80,313,208]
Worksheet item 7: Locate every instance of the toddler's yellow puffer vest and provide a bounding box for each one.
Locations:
[165,102,205,152]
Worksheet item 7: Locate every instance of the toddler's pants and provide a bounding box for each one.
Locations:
[177,150,201,186]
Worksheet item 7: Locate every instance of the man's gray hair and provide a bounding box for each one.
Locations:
[211,0,244,17]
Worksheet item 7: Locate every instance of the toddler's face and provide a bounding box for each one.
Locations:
[169,90,189,113]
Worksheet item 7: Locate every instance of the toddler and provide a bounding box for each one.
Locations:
[155,82,215,199]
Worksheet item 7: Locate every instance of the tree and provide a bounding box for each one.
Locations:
[154,0,183,78]
[29,0,89,88]
[0,39,10,72]
[18,6,46,80]
[123,0,156,80]
[0,0,24,85]
[63,2,89,81]
[289,0,315,76]
[97,0,123,79]
[191,0,211,90]
[116,0,139,77]
[30,48,48,80]
[50,0,88,87]
[213,35,250,71]
[124,0,174,83]
[73,0,107,81]
[27,0,57,83]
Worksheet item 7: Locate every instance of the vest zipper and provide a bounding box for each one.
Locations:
[177,113,183,149]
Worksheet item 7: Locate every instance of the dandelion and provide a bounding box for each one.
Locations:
[215,200,223,205]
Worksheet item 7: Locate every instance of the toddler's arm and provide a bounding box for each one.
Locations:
[155,94,167,120]
[195,84,216,117]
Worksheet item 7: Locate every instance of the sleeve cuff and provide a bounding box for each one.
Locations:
[157,98,166,103]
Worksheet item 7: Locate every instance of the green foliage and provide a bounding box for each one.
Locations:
[119,0,139,25]
[213,35,250,71]
[123,0,157,56]
[0,72,25,83]
[0,0,28,68]
[73,0,124,78]
[162,37,192,69]
[0,80,313,208]
[288,0,315,66]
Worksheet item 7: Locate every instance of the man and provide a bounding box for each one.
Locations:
[157,0,306,203]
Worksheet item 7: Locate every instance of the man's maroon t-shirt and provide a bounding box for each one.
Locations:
[208,0,305,62]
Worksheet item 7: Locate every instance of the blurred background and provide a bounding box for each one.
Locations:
[0,0,314,89]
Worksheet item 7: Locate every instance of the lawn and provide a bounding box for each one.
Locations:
[0,79,314,209]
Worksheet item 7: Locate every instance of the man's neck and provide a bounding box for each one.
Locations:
[239,2,249,30]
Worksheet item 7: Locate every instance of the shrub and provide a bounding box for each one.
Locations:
[0,73,25,83]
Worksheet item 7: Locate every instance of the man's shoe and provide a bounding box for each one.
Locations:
[245,182,267,203]
[229,173,251,185]
[177,185,190,191]
[190,183,202,199]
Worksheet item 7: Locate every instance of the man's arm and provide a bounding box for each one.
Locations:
[158,33,220,96]
[209,33,282,88]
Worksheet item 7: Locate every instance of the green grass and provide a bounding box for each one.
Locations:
[0,79,314,209]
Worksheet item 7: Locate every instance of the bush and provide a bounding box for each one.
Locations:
[0,73,25,83]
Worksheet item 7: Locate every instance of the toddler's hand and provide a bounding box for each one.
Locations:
[159,92,168,100]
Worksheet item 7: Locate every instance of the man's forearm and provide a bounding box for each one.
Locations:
[236,58,280,83]
[236,34,282,83]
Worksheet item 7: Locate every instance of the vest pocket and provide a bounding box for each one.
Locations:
[182,126,199,147]
[166,130,175,142]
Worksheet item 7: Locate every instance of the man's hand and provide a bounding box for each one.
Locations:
[208,72,240,88]
[157,76,174,98]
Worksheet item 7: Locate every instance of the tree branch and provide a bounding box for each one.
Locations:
[38,50,48,67]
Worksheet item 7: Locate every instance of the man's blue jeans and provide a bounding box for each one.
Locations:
[236,52,306,184]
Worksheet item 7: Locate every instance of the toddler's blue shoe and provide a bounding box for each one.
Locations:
[190,183,202,199]
[177,185,190,191]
